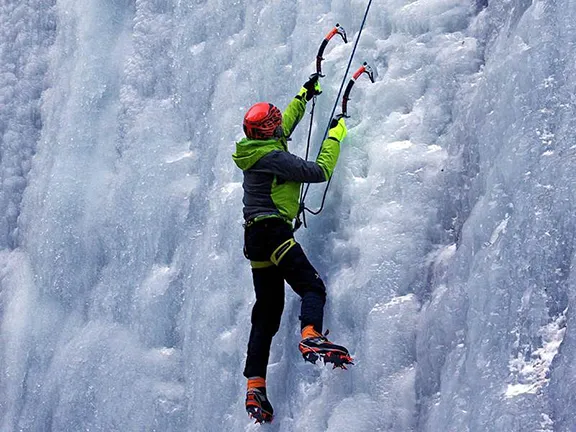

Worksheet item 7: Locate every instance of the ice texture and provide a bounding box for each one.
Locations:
[1,0,575,431]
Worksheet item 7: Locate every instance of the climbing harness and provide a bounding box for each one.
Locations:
[270,238,298,266]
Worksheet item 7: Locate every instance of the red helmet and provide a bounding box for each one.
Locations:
[243,102,282,139]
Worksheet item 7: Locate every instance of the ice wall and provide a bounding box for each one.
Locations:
[0,0,575,431]
[419,1,576,430]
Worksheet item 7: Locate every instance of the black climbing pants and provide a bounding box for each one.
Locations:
[243,217,326,379]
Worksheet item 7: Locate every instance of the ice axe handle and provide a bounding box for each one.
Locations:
[316,24,348,76]
[316,40,329,77]
[341,80,355,118]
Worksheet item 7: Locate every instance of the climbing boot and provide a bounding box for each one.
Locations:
[298,325,354,369]
[245,377,274,424]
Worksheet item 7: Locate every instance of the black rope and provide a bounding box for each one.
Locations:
[296,0,374,228]
[295,97,316,231]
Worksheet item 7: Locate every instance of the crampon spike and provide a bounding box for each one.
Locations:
[322,352,355,370]
[247,406,273,424]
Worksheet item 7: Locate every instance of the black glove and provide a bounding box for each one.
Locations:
[329,114,346,128]
[302,73,322,101]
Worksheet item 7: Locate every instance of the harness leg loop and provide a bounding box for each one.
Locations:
[270,238,297,266]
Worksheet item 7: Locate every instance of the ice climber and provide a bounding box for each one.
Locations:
[232,74,353,424]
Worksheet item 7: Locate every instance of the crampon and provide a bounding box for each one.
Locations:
[301,349,354,369]
[299,329,354,370]
[246,387,274,424]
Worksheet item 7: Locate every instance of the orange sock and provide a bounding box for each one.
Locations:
[301,325,320,339]
[247,377,266,389]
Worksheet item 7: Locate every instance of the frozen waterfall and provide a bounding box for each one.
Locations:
[1,1,575,431]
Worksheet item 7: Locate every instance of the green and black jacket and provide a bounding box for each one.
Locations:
[232,94,341,224]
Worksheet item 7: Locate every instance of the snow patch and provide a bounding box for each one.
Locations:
[165,151,197,164]
[437,244,457,264]
[189,42,205,55]
[387,140,413,151]
[488,215,510,245]
[138,265,175,300]
[427,144,443,153]
[371,294,417,313]
[505,311,567,398]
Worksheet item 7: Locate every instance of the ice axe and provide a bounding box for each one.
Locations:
[340,62,377,118]
[316,23,348,77]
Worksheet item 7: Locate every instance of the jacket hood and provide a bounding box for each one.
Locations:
[232,137,285,170]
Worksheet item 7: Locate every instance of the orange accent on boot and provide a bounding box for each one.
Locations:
[247,377,266,389]
[301,325,321,339]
